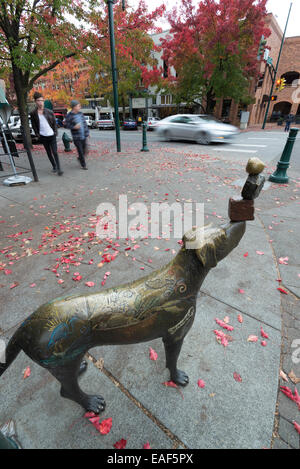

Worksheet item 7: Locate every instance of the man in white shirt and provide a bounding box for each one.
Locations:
[30,92,63,176]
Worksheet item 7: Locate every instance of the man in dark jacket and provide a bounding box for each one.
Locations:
[30,92,63,175]
[65,100,89,170]
[284,113,294,132]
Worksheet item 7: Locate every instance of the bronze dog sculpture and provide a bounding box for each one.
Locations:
[0,159,265,414]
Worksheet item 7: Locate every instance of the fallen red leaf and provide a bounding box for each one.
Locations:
[247,335,258,342]
[260,327,269,339]
[162,381,184,399]
[277,287,288,295]
[143,442,151,449]
[85,281,95,287]
[233,372,242,382]
[215,318,234,331]
[149,347,158,361]
[197,379,206,388]
[113,438,127,449]
[23,366,31,379]
[163,380,178,389]
[278,257,288,265]
[99,417,112,435]
[280,386,300,409]
[293,421,300,435]
[214,329,229,347]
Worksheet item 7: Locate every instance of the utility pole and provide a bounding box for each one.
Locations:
[106,0,121,152]
[262,2,292,129]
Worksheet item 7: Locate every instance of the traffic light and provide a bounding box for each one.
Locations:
[257,35,267,60]
[275,79,281,90]
[271,95,277,101]
[275,78,286,91]
[279,78,286,91]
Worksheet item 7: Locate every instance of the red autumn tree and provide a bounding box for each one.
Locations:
[31,57,91,106]
[160,0,271,112]
[87,1,165,118]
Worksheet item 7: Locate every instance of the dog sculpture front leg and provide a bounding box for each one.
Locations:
[163,335,189,385]
[163,305,196,385]
[49,354,106,413]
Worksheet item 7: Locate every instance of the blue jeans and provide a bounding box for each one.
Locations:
[74,139,87,167]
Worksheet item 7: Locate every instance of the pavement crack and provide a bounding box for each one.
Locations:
[86,351,187,449]
[199,290,281,332]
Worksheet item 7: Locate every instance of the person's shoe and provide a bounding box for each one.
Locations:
[81,166,88,170]
[57,170,64,176]
[52,167,57,173]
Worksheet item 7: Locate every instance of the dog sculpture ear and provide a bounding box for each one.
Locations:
[195,241,218,268]
[183,224,226,269]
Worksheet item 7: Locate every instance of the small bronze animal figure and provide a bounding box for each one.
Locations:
[1,221,246,414]
[0,158,264,414]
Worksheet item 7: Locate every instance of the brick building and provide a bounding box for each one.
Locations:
[249,13,300,126]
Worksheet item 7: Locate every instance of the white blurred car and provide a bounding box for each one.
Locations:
[147,116,160,131]
[156,114,239,144]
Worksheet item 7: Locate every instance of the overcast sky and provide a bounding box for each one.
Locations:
[128,0,300,37]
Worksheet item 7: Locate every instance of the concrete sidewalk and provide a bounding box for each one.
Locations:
[0,137,299,449]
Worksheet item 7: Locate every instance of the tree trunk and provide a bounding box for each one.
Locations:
[205,87,216,115]
[11,65,32,149]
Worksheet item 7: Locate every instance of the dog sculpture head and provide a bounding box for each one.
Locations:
[183,221,246,269]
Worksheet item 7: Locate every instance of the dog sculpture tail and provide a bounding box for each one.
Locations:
[0,331,21,378]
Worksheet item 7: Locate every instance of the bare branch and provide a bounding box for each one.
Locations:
[27,52,77,90]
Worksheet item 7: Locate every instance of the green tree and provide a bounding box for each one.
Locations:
[0,0,94,144]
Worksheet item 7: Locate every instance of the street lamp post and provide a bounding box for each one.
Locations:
[106,0,121,152]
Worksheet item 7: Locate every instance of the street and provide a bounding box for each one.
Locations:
[62,128,300,174]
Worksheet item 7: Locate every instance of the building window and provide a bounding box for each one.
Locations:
[161,95,172,105]
[257,73,265,88]
[281,71,300,86]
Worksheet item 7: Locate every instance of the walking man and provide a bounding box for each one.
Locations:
[65,100,89,170]
[30,92,63,175]
[284,113,294,132]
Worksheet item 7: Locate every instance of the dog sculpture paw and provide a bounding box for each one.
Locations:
[82,395,106,414]
[171,369,189,386]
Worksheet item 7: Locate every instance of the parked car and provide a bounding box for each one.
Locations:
[155,114,239,144]
[9,116,39,143]
[147,116,160,131]
[84,116,94,128]
[54,113,65,128]
[97,113,115,130]
[7,115,21,129]
[122,118,137,130]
